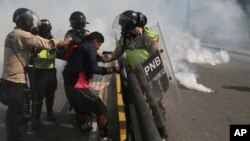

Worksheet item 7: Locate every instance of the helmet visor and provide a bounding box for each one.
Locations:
[23,11,40,28]
[112,15,121,31]
[118,14,134,31]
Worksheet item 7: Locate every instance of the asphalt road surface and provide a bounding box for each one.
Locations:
[0,52,249,141]
[165,52,250,141]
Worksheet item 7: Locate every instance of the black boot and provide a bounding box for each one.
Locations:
[46,95,56,122]
[47,112,56,122]
[32,119,44,131]
[32,101,44,131]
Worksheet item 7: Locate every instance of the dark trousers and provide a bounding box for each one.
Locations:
[64,86,107,118]
[31,69,57,122]
[2,79,30,141]
[62,69,109,137]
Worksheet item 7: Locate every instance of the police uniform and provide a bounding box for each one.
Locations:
[103,27,159,69]
[32,47,57,124]
[102,27,167,138]
[2,28,58,141]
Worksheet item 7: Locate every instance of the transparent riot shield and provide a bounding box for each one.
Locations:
[111,15,121,32]
[150,23,181,112]
[132,23,181,139]
[129,24,183,139]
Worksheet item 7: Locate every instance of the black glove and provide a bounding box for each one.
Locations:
[70,38,82,45]
[105,66,120,74]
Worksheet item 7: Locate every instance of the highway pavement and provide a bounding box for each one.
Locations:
[165,52,250,141]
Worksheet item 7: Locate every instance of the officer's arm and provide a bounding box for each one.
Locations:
[21,32,60,50]
[102,42,125,63]
[87,47,118,75]
[56,41,70,49]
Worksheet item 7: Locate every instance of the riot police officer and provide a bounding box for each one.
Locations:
[102,10,159,67]
[1,8,70,141]
[102,10,168,140]
[31,19,58,131]
[65,11,90,45]
[57,11,90,60]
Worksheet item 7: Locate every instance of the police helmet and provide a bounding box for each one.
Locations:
[119,10,147,38]
[69,11,89,30]
[13,8,40,32]
[38,19,52,38]
[136,12,147,27]
[119,10,147,29]
[119,10,137,31]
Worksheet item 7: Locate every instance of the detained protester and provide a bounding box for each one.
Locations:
[0,8,71,141]
[101,10,167,139]
[63,32,119,141]
[30,19,58,131]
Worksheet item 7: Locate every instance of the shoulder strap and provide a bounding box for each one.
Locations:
[8,32,29,82]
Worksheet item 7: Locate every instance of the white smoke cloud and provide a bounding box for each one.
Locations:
[164,24,229,93]
[186,48,230,65]
[157,0,247,93]
[175,67,211,93]
[0,0,247,93]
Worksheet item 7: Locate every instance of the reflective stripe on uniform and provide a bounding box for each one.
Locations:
[34,49,56,69]
[122,27,158,69]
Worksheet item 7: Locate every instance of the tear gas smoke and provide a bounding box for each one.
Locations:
[0,0,247,93]
[165,25,230,93]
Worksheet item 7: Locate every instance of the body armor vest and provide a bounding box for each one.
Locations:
[120,27,159,69]
[33,49,56,69]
